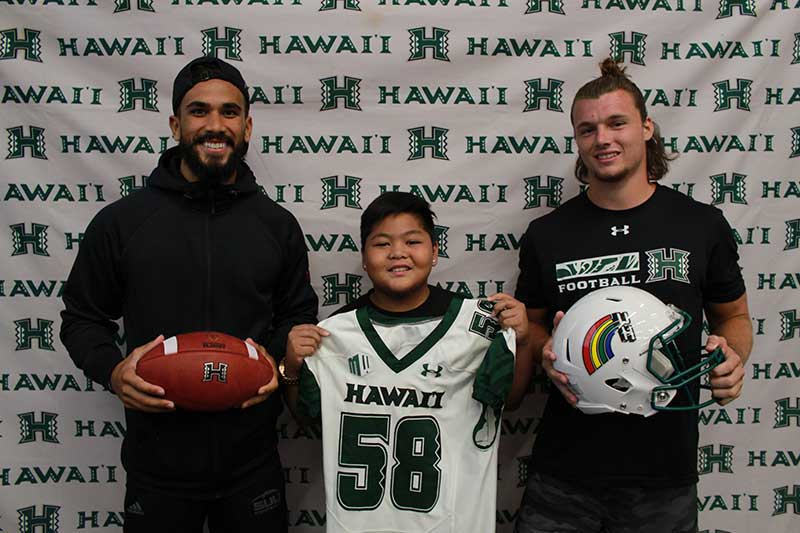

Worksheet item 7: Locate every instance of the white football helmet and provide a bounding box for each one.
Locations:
[552,286,723,417]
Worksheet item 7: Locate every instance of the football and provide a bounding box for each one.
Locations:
[136,331,274,411]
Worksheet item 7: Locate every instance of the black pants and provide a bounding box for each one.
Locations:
[123,467,288,533]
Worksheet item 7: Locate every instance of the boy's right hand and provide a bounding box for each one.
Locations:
[110,335,175,413]
[540,311,578,407]
[285,324,330,377]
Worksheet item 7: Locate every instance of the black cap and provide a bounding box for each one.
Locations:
[172,56,248,114]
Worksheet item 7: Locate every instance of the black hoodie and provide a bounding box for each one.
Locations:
[60,147,318,496]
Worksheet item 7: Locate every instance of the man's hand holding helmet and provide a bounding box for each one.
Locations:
[706,335,745,406]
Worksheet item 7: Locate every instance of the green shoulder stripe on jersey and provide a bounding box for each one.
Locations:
[355,297,464,374]
[472,333,515,409]
[298,362,322,419]
[472,335,513,450]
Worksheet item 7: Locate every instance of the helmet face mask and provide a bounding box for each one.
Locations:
[647,307,725,411]
[552,287,724,417]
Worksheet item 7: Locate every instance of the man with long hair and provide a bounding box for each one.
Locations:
[513,59,752,532]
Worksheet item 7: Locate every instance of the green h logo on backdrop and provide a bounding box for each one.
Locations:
[17,505,60,533]
[774,397,800,427]
[713,79,752,111]
[517,455,532,487]
[609,31,647,66]
[10,223,49,256]
[18,412,59,444]
[320,76,362,111]
[119,175,149,197]
[793,33,800,64]
[7,126,46,159]
[408,126,448,161]
[524,79,564,112]
[114,0,155,12]
[785,219,800,250]
[321,176,361,209]
[320,0,361,10]
[202,27,243,61]
[118,78,158,112]
[773,485,800,516]
[791,127,800,158]
[717,0,756,18]
[408,27,450,61]
[697,444,734,474]
[779,310,800,341]
[15,318,55,351]
[322,274,362,306]
[435,225,450,258]
[524,176,563,208]
[525,0,565,14]
[0,28,42,62]
[710,173,747,205]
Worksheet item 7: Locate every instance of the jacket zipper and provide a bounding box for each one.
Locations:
[205,190,214,329]
[206,189,222,485]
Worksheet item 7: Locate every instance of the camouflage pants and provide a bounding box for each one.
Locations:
[514,471,698,533]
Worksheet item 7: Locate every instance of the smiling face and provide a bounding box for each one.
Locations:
[573,89,654,187]
[362,213,438,312]
[169,78,252,185]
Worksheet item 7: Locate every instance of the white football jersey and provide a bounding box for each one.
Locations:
[300,297,515,533]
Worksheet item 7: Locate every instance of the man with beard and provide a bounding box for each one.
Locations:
[60,57,318,533]
[512,59,751,532]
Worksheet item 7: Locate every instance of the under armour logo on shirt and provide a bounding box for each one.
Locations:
[610,225,630,236]
[421,364,444,378]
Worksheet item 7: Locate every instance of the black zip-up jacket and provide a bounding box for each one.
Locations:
[60,147,318,496]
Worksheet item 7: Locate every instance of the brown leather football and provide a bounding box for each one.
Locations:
[137,331,274,411]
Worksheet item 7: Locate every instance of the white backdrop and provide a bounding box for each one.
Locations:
[1,1,798,532]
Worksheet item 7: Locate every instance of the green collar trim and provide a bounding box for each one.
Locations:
[355,297,464,373]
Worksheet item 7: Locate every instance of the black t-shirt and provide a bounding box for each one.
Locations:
[516,184,745,488]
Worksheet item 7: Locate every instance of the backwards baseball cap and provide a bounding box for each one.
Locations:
[172,56,249,114]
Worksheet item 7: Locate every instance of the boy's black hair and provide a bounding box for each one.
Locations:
[360,192,437,249]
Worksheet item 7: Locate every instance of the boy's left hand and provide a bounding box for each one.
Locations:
[487,293,529,345]
[240,338,279,409]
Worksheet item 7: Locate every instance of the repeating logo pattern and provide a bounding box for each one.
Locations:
[698,444,735,475]
[2,6,797,533]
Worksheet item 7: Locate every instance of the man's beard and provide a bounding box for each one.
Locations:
[180,132,247,186]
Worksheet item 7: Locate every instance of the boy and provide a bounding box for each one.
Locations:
[282,192,532,532]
